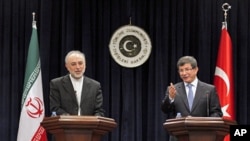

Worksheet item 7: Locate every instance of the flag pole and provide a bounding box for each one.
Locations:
[222,3,231,29]
[32,12,35,22]
[32,12,37,28]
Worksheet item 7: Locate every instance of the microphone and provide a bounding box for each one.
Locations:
[206,92,209,117]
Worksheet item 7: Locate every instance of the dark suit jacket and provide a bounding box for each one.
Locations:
[161,80,222,119]
[49,74,105,116]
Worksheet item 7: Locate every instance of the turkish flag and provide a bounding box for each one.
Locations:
[214,24,235,141]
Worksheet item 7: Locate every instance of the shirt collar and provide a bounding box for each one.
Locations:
[185,77,198,87]
[69,74,84,82]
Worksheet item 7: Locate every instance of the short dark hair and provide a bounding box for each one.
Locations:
[177,56,197,68]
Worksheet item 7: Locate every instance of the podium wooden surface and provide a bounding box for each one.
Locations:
[41,116,117,141]
[163,117,237,141]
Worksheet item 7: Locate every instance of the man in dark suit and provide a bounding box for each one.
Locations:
[49,50,104,116]
[161,56,222,141]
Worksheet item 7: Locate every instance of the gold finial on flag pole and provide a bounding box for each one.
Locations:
[222,3,231,29]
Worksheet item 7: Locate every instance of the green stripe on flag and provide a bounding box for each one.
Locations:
[21,26,40,107]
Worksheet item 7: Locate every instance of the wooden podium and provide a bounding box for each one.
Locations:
[41,116,117,141]
[163,117,237,141]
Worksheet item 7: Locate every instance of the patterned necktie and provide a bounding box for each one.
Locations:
[187,84,194,110]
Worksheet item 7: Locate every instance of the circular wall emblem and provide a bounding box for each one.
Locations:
[109,25,152,68]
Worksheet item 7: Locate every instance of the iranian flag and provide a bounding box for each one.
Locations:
[17,15,47,141]
[214,22,235,141]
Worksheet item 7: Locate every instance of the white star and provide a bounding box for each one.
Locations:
[221,104,231,117]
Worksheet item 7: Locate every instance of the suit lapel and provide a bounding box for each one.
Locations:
[191,81,204,111]
[177,83,190,111]
[80,77,90,106]
[63,75,78,103]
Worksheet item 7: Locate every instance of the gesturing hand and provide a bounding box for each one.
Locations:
[168,82,176,99]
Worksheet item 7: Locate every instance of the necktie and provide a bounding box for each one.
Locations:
[187,84,194,110]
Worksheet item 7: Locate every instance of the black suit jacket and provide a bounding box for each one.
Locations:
[161,80,222,119]
[49,74,105,116]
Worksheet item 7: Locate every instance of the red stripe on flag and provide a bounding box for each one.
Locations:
[32,126,47,141]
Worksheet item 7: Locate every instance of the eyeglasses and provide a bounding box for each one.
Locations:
[178,68,194,73]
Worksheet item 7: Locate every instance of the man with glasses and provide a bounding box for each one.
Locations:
[161,56,222,141]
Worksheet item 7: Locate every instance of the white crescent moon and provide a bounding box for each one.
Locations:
[214,66,230,96]
[123,40,133,52]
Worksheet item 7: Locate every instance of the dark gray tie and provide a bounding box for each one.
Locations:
[187,84,194,110]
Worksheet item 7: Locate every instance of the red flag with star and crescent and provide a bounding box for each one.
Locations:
[213,23,235,141]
